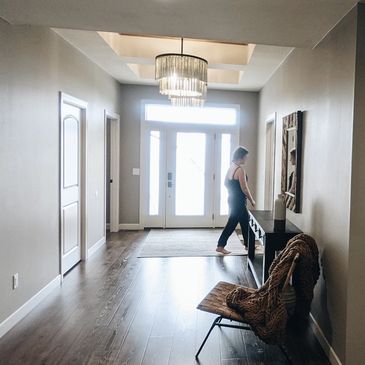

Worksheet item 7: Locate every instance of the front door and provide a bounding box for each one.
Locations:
[165,128,213,227]
[142,123,238,228]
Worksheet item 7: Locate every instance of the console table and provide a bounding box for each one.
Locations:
[247,210,302,287]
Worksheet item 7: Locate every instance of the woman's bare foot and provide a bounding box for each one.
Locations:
[216,247,231,254]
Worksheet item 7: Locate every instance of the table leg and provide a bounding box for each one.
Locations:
[263,237,275,284]
[248,225,255,260]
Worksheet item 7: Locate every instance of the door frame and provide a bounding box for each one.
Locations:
[264,112,277,210]
[59,92,88,277]
[139,100,240,229]
[104,110,120,233]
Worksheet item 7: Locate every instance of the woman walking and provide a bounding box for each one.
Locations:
[216,146,255,254]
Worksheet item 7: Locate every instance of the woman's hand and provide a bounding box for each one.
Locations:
[250,199,256,208]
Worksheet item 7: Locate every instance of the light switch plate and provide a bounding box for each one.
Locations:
[132,168,140,176]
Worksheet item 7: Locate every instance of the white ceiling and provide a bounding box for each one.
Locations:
[0,0,357,47]
[0,0,358,91]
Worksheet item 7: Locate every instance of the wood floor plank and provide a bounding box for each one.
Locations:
[85,328,121,365]
[241,329,266,365]
[219,325,247,361]
[112,292,156,365]
[168,329,196,365]
[195,312,222,365]
[221,359,248,365]
[141,336,173,365]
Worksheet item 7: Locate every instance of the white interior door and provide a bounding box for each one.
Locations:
[60,102,82,274]
[165,128,213,227]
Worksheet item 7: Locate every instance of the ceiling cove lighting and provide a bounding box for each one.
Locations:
[155,38,208,106]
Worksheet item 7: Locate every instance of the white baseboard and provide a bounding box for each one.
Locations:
[119,223,142,230]
[309,313,342,365]
[0,275,61,339]
[88,236,106,258]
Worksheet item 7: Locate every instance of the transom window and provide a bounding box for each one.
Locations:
[145,103,237,126]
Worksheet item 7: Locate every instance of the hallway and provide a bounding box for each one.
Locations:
[0,231,329,364]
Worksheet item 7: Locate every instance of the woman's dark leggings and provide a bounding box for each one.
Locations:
[218,199,249,247]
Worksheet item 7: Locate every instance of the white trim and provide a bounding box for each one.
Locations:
[59,92,88,276]
[88,236,106,258]
[309,313,342,365]
[139,115,146,230]
[264,112,277,211]
[0,276,61,339]
[60,93,88,109]
[119,223,142,230]
[104,110,120,233]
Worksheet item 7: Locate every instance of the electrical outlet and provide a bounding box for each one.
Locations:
[13,273,19,290]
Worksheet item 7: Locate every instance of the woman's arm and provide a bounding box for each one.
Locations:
[237,168,256,206]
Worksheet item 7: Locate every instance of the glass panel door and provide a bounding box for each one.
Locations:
[213,131,239,227]
[141,126,166,227]
[166,129,213,227]
[149,130,161,216]
[220,133,231,216]
[175,132,206,215]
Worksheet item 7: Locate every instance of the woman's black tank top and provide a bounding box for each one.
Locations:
[227,167,247,203]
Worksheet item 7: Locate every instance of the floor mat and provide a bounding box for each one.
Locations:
[138,229,248,258]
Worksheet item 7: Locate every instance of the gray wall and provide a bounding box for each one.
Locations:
[257,8,357,363]
[0,19,120,323]
[119,85,258,224]
[347,4,365,364]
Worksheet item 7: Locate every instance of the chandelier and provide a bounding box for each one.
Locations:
[155,38,208,105]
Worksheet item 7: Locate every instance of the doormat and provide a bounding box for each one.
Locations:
[138,229,248,258]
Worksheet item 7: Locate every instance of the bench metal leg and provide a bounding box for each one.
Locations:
[196,316,251,358]
[196,316,293,364]
[195,316,222,358]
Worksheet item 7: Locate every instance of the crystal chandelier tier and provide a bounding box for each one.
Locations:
[169,96,205,107]
[155,38,208,104]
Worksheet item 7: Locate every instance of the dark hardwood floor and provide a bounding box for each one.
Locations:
[0,230,329,365]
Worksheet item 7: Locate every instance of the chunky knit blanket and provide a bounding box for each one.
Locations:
[226,233,320,344]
